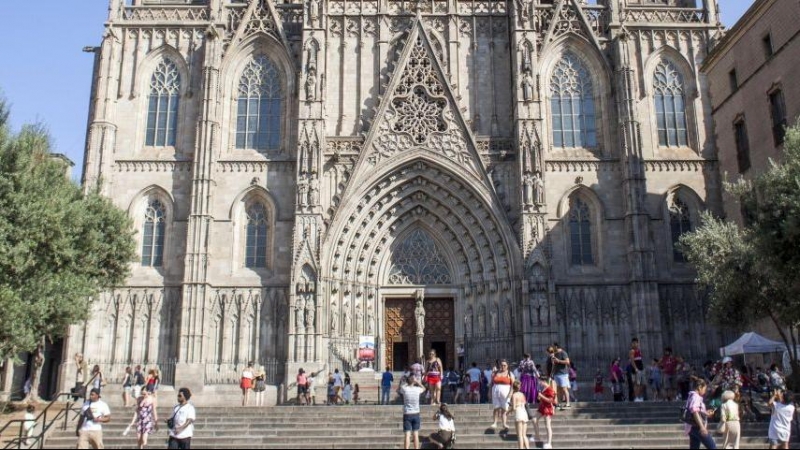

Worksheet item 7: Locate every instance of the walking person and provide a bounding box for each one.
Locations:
[333,369,344,404]
[684,376,717,449]
[167,387,196,449]
[90,365,105,394]
[241,362,255,406]
[490,359,514,431]
[531,376,556,449]
[718,390,740,449]
[132,365,145,400]
[399,377,426,449]
[768,389,795,450]
[629,338,646,402]
[381,366,394,405]
[76,388,111,449]
[128,387,158,449]
[429,403,456,449]
[518,353,538,406]
[253,369,267,407]
[425,349,444,405]
[445,367,460,404]
[510,380,530,449]
[550,343,572,410]
[122,366,133,408]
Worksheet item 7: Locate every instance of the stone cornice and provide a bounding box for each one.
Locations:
[114,160,192,173]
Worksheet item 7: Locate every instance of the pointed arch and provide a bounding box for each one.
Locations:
[643,48,699,152]
[128,185,175,270]
[384,226,454,286]
[230,186,277,272]
[557,185,604,268]
[663,185,705,263]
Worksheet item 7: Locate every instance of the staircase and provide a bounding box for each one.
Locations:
[44,401,780,448]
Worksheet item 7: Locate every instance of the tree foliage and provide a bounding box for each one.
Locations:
[680,124,800,389]
[0,99,137,362]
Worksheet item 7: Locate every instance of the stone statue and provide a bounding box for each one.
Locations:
[503,303,512,335]
[522,173,533,206]
[343,302,351,334]
[305,296,316,329]
[330,303,339,332]
[309,176,320,206]
[532,172,545,205]
[477,307,485,336]
[521,71,534,102]
[309,0,320,27]
[515,0,532,26]
[367,306,375,336]
[489,307,497,335]
[355,304,364,335]
[305,69,317,102]
[530,291,549,326]
[465,311,473,336]
[414,292,425,335]
[295,297,305,330]
[298,178,309,208]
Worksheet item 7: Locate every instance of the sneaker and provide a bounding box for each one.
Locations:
[490,423,498,429]
[543,444,553,449]
[634,397,643,402]
[529,437,538,445]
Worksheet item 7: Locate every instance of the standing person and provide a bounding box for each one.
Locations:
[343,378,353,404]
[457,344,465,371]
[610,358,624,402]
[132,365,145,400]
[76,388,111,449]
[453,371,466,404]
[241,362,255,406]
[684,376,717,449]
[769,364,786,391]
[593,369,604,402]
[677,356,692,401]
[353,384,360,405]
[659,347,678,402]
[90,365,104,394]
[23,404,36,446]
[425,349,444,405]
[482,363,494,404]
[629,337,646,402]
[253,370,267,407]
[295,368,308,406]
[381,367,395,405]
[718,357,742,393]
[568,363,578,403]
[467,362,482,404]
[490,359,514,430]
[167,387,196,449]
[445,367,460,404]
[518,353,538,406]
[128,387,158,449]
[768,390,795,450]
[145,369,159,397]
[718,390,740,449]
[307,370,318,406]
[510,380,530,449]
[531,376,556,450]
[333,369,344,404]
[648,359,663,402]
[122,366,133,408]
[399,377,426,449]
[75,353,89,386]
[551,343,571,410]
[429,403,456,449]
[411,359,424,384]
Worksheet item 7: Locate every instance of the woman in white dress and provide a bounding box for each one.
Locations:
[490,359,515,430]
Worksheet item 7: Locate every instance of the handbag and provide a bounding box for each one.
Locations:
[166,404,185,430]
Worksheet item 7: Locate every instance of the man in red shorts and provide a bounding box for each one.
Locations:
[467,362,482,404]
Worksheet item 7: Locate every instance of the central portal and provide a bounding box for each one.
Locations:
[385,297,455,371]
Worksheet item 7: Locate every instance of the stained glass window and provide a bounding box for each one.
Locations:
[569,198,593,265]
[550,52,597,149]
[236,55,283,152]
[245,204,269,268]
[388,229,452,284]
[146,59,181,147]
[653,60,688,147]
[669,198,692,263]
[142,200,166,267]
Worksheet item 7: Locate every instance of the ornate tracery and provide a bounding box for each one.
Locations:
[550,52,597,149]
[146,59,181,147]
[387,229,452,285]
[236,55,283,152]
[653,59,688,147]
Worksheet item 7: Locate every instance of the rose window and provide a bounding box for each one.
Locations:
[392,86,447,144]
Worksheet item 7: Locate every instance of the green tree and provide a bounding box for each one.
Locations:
[681,124,800,390]
[0,99,136,402]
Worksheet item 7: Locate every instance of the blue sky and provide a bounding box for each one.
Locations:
[0,1,754,181]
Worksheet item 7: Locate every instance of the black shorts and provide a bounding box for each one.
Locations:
[298,385,308,394]
[403,414,421,432]
[168,437,192,449]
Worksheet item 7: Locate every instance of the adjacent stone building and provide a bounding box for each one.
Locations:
[61,0,730,398]
[703,0,800,224]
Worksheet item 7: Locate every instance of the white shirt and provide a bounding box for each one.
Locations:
[483,369,493,384]
[242,369,254,380]
[400,385,425,415]
[80,400,110,432]
[437,414,455,431]
[333,373,344,387]
[768,401,795,442]
[169,402,196,439]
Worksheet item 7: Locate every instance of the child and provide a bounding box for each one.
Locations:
[23,405,36,445]
[648,359,662,402]
[327,377,336,405]
[593,369,604,402]
[531,376,556,450]
[353,384,360,405]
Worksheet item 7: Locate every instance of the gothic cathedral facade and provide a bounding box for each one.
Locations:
[68,0,728,394]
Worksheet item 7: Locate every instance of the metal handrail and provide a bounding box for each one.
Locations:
[0,373,99,449]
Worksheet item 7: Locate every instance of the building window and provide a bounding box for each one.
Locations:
[762,33,774,57]
[142,200,166,267]
[653,59,688,147]
[669,198,692,263]
[146,59,181,147]
[550,52,597,149]
[568,198,593,266]
[728,69,738,93]
[245,204,269,269]
[769,89,787,146]
[236,55,283,152]
[734,118,751,173]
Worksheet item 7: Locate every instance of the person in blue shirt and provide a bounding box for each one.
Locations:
[381,367,395,405]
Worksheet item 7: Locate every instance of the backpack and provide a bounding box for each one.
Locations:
[254,378,267,392]
[134,372,145,386]
[447,371,460,384]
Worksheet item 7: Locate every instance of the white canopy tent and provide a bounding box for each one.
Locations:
[720,332,786,356]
